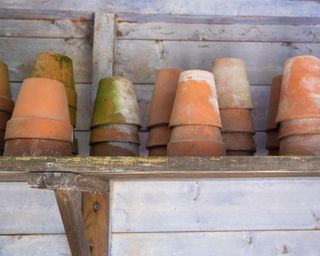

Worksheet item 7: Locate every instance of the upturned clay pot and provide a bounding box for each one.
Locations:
[0,96,14,113]
[170,125,223,143]
[266,74,282,130]
[147,125,171,148]
[65,87,77,128]
[167,140,226,156]
[4,78,72,144]
[0,61,12,100]
[266,129,279,149]
[147,68,182,128]
[90,141,139,156]
[0,129,4,151]
[0,110,11,130]
[90,124,140,144]
[226,150,254,156]
[279,134,320,155]
[32,52,76,89]
[169,70,221,127]
[276,55,320,123]
[72,137,79,156]
[148,146,167,156]
[279,118,320,139]
[91,77,141,127]
[222,132,256,151]
[212,58,253,109]
[220,109,254,132]
[268,149,279,156]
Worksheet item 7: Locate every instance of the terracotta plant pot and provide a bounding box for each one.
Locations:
[220,109,254,132]
[90,141,139,156]
[72,137,79,156]
[91,77,141,127]
[212,58,253,109]
[226,150,254,156]
[148,146,167,156]
[90,124,140,144]
[170,125,222,143]
[266,75,282,130]
[279,134,320,155]
[0,129,4,152]
[266,129,280,149]
[147,125,171,148]
[0,110,11,130]
[222,132,256,151]
[4,78,72,156]
[167,140,226,156]
[32,52,76,89]
[147,68,182,128]
[276,55,320,123]
[279,118,320,139]
[0,96,14,114]
[0,61,12,100]
[169,70,221,127]
[268,149,279,156]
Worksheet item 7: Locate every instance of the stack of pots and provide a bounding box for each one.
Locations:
[167,70,226,156]
[0,61,14,155]
[4,78,73,156]
[276,55,320,155]
[212,58,256,156]
[32,52,78,155]
[266,75,282,155]
[90,77,141,156]
[146,68,182,156]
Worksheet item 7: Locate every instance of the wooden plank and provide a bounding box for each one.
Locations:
[111,179,320,232]
[0,37,92,83]
[82,191,110,256]
[92,12,115,102]
[117,15,320,43]
[0,19,92,38]
[55,190,91,256]
[114,40,320,84]
[0,182,64,234]
[111,230,320,255]
[0,234,70,255]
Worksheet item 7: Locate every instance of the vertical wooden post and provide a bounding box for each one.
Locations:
[82,189,110,256]
[55,190,91,256]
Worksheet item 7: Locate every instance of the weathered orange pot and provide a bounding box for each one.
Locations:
[0,61,12,100]
[276,55,320,123]
[91,77,141,127]
[279,118,320,139]
[222,132,256,151]
[148,146,167,156]
[90,141,139,156]
[0,96,14,114]
[0,129,4,151]
[167,140,226,156]
[4,78,72,155]
[147,125,171,148]
[0,110,11,130]
[212,58,253,109]
[226,150,254,156]
[266,74,282,130]
[148,68,182,128]
[90,124,140,144]
[268,149,279,156]
[170,125,222,143]
[32,52,76,89]
[169,70,221,127]
[220,108,254,132]
[266,129,279,149]
[279,134,320,155]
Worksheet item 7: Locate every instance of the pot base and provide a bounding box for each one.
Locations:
[268,148,279,156]
[222,132,255,151]
[280,134,320,155]
[147,125,171,148]
[266,129,279,149]
[148,146,167,156]
[226,150,254,156]
[90,141,139,156]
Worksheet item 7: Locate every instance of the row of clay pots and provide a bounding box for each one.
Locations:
[0,61,14,155]
[212,58,256,156]
[32,52,79,155]
[90,77,141,156]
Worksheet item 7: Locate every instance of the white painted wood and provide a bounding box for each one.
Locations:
[0,37,92,83]
[92,12,115,102]
[117,16,320,43]
[0,235,70,255]
[1,1,319,17]
[0,183,64,234]
[111,179,320,232]
[111,230,320,256]
[114,40,320,84]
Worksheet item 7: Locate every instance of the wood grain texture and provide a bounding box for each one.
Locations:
[55,190,91,256]
[111,179,320,232]
[111,230,320,256]
[114,40,320,84]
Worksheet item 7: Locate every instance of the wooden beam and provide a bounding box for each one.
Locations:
[55,190,91,256]
[82,190,110,256]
